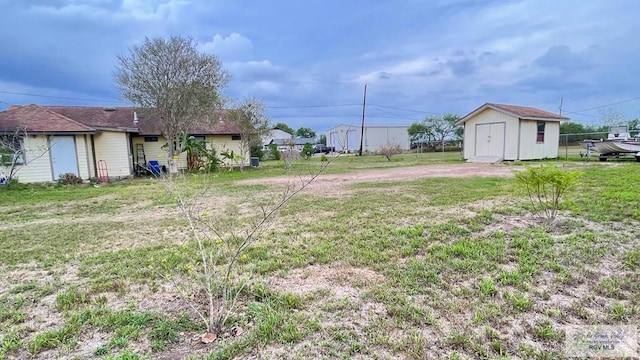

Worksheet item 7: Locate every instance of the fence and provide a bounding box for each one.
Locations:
[558,132,609,159]
[412,139,463,153]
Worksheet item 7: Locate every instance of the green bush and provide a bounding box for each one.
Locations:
[320,154,328,162]
[515,164,580,229]
[301,143,313,159]
[269,144,281,160]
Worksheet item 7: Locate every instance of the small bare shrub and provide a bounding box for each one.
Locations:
[375,142,402,161]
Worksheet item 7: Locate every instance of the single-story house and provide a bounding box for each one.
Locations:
[0,104,244,183]
[326,124,410,153]
[268,137,315,152]
[261,127,293,150]
[457,103,569,161]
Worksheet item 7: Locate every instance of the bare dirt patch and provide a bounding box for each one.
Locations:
[239,163,513,192]
[268,264,384,300]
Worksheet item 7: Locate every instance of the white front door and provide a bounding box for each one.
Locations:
[475,123,505,157]
[50,136,78,180]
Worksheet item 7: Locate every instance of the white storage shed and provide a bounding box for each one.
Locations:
[457,103,569,161]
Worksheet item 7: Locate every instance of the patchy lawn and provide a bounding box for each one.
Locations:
[0,154,639,359]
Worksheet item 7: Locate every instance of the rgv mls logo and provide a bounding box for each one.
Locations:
[565,325,637,358]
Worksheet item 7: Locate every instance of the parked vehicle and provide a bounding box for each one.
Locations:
[313,144,335,154]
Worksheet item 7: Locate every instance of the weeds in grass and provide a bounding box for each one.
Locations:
[56,286,90,311]
[478,277,498,297]
[507,292,533,312]
[607,302,630,321]
[29,324,80,355]
[533,320,558,340]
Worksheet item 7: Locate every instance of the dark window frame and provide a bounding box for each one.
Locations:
[144,136,158,142]
[536,122,545,143]
[231,134,241,141]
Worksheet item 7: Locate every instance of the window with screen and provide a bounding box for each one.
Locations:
[231,135,241,141]
[144,136,158,142]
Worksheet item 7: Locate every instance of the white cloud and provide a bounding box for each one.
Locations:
[29,0,189,22]
[227,60,284,81]
[199,33,253,61]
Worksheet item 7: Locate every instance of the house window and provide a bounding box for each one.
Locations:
[144,136,158,142]
[193,136,206,141]
[231,135,241,141]
[0,136,25,165]
[536,122,545,143]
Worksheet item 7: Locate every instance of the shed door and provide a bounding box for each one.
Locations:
[475,123,505,157]
[50,136,79,179]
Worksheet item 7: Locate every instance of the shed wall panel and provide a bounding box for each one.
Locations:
[518,120,560,160]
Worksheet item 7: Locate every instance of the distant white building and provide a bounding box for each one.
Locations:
[262,128,293,150]
[326,124,410,153]
[268,137,315,151]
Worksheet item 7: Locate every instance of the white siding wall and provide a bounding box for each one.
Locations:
[518,120,560,160]
[7,135,54,183]
[205,135,245,166]
[462,109,518,160]
[132,136,166,168]
[327,124,410,152]
[363,126,410,151]
[75,135,91,180]
[94,131,132,178]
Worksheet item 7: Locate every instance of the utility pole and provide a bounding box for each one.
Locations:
[358,84,367,156]
[559,97,564,116]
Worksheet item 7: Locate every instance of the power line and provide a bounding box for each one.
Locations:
[566,96,640,114]
[266,103,360,109]
[367,103,441,115]
[561,111,599,119]
[368,105,419,120]
[0,90,365,110]
[0,90,124,104]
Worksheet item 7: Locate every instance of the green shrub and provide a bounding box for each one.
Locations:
[269,144,281,160]
[514,164,580,229]
[320,154,328,162]
[301,143,313,159]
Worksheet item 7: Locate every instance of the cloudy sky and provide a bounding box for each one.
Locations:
[1,0,639,132]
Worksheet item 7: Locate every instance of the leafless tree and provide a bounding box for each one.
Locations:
[227,97,271,169]
[115,36,230,173]
[158,156,339,342]
[375,141,402,161]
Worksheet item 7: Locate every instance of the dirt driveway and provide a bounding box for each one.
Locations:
[239,163,514,191]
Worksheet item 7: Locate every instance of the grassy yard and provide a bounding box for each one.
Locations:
[0,153,639,359]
